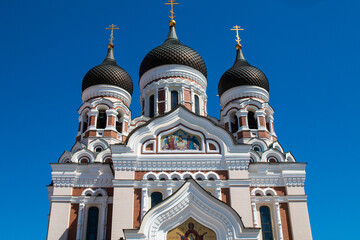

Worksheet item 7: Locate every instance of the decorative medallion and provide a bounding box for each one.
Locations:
[167,217,216,240]
[161,130,202,151]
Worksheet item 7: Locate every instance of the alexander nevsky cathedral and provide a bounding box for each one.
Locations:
[46,2,312,240]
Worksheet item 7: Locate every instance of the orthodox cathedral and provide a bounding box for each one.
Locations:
[46,4,312,240]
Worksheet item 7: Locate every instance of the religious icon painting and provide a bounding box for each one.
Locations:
[160,129,202,151]
[167,217,216,240]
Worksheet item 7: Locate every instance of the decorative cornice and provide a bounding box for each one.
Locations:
[139,64,207,90]
[220,85,269,107]
[82,84,132,106]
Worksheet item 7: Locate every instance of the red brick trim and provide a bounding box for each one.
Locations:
[133,188,142,228]
[68,204,79,240]
[280,203,293,240]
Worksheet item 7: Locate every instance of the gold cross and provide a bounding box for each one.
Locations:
[165,0,180,20]
[106,24,119,45]
[230,25,244,45]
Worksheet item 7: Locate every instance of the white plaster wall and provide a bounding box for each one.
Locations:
[47,202,70,240]
[288,201,312,240]
[111,187,135,240]
[286,187,305,195]
[229,186,253,227]
[115,170,134,179]
[228,170,249,179]
[53,187,72,195]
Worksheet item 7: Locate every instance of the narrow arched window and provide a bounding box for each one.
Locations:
[171,91,178,110]
[151,192,163,208]
[82,112,89,133]
[248,111,258,129]
[231,112,239,133]
[149,95,155,118]
[97,110,107,129]
[116,112,122,133]
[86,207,99,240]
[260,206,274,240]
[195,95,200,114]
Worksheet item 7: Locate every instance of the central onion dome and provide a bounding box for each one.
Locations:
[139,22,207,78]
[82,44,133,95]
[218,44,269,97]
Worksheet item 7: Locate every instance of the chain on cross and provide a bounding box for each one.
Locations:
[106,24,119,45]
[230,25,244,45]
[165,0,180,20]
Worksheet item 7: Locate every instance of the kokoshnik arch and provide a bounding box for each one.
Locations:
[46,2,312,240]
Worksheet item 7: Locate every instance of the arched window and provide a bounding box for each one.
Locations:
[248,111,258,129]
[97,110,107,129]
[116,112,122,133]
[82,111,89,133]
[194,95,200,114]
[149,95,155,118]
[230,112,239,133]
[171,91,178,110]
[260,206,274,240]
[86,207,99,240]
[151,192,163,208]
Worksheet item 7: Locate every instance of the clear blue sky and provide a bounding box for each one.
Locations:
[1,0,359,239]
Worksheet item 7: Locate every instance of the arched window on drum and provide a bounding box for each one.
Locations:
[171,91,178,110]
[151,192,163,208]
[194,95,200,114]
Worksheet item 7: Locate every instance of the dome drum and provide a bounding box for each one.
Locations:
[139,64,207,91]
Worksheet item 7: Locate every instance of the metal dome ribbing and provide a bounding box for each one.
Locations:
[218,47,269,97]
[82,46,133,95]
[139,25,207,78]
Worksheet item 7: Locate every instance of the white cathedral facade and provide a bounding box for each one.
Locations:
[47,20,312,240]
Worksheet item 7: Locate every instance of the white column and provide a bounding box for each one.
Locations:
[203,93,208,116]
[141,188,148,219]
[256,110,267,130]
[106,109,118,130]
[275,202,284,240]
[223,115,231,132]
[155,88,159,116]
[215,187,221,200]
[166,187,173,197]
[76,203,85,240]
[180,87,185,105]
[88,109,98,130]
[99,202,108,240]
[164,87,169,112]
[252,202,259,227]
[238,110,248,130]
[190,88,195,112]
[269,115,276,135]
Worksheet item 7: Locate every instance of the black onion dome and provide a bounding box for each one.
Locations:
[139,25,207,78]
[82,46,133,95]
[218,47,269,97]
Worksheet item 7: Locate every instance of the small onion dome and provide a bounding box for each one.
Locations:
[139,23,207,79]
[218,44,269,97]
[82,44,133,95]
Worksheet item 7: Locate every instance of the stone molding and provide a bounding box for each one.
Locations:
[139,64,207,90]
[220,86,269,107]
[82,84,132,106]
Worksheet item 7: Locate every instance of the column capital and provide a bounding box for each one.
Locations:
[106,109,118,116]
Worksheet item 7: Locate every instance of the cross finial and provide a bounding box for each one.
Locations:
[165,0,180,20]
[106,24,119,45]
[230,25,244,48]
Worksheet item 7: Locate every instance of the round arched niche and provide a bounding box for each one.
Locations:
[167,217,216,240]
